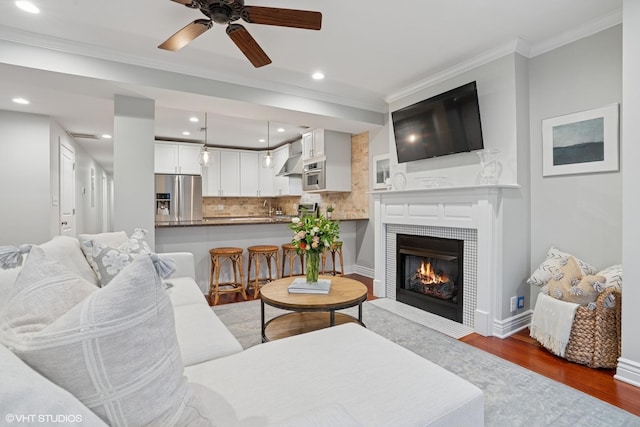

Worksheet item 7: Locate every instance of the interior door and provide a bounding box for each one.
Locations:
[59,141,76,237]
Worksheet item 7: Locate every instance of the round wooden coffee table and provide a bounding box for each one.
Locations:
[260,275,368,342]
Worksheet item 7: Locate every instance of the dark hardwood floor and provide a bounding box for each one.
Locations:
[209,273,640,417]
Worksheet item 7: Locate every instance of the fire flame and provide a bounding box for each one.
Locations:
[418,259,448,284]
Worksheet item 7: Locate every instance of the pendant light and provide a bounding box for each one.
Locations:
[262,121,273,168]
[199,112,211,167]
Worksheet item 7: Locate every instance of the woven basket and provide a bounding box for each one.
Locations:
[564,288,621,369]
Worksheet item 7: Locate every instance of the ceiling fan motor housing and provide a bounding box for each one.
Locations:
[201,0,243,24]
[161,0,321,68]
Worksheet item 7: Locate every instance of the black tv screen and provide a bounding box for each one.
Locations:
[391,81,484,163]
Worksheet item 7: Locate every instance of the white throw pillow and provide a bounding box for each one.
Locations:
[40,236,100,287]
[0,246,96,335]
[1,255,212,427]
[0,343,108,426]
[79,228,152,286]
[527,246,596,287]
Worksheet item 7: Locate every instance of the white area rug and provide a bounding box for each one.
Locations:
[369,298,474,339]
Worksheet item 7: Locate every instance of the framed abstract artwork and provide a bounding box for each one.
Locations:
[542,103,619,177]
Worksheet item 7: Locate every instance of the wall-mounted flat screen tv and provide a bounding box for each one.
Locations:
[391,81,484,163]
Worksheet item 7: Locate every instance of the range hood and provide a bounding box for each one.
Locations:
[277,140,303,176]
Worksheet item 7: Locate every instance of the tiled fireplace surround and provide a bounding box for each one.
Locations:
[373,185,516,337]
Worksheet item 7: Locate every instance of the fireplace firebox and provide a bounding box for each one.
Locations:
[396,234,463,323]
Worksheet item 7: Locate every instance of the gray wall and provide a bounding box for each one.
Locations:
[497,53,532,319]
[0,109,111,246]
[529,26,622,277]
[0,110,51,245]
[619,0,640,386]
[356,123,390,273]
[113,95,155,248]
[49,119,110,237]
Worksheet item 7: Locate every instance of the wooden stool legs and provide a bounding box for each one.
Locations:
[281,243,304,277]
[247,245,280,298]
[209,248,247,305]
[321,241,344,276]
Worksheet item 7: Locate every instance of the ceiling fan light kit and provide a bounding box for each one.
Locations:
[159,0,322,67]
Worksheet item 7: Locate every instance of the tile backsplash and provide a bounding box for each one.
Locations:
[202,132,370,221]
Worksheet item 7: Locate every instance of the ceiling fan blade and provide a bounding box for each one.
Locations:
[158,19,212,51]
[226,24,272,68]
[242,6,322,30]
[169,0,194,5]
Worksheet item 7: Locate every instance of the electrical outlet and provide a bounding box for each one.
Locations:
[517,296,525,309]
[510,296,517,313]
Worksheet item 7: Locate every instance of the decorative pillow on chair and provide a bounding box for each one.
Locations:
[0,255,212,426]
[79,228,152,286]
[527,246,596,287]
[546,256,606,306]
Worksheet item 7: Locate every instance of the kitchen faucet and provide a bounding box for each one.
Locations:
[263,199,274,217]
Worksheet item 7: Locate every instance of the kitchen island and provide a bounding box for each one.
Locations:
[155,217,359,295]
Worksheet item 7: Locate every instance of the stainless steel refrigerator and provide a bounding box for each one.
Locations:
[155,174,203,223]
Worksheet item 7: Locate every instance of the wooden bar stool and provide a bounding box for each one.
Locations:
[321,241,344,276]
[208,247,247,305]
[247,245,281,298]
[281,243,304,277]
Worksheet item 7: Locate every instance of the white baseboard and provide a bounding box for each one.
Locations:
[352,264,374,278]
[492,310,533,339]
[615,358,640,388]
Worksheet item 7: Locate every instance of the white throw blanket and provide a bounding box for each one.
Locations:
[530,293,579,357]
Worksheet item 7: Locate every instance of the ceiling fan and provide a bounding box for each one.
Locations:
[158,0,322,68]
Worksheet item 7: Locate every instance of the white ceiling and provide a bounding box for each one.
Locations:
[0,0,622,173]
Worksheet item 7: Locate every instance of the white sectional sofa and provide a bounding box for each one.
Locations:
[0,233,484,426]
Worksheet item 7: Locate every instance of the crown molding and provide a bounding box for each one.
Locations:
[384,8,623,104]
[528,9,622,58]
[385,38,529,104]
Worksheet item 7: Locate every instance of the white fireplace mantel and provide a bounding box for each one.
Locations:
[373,184,519,336]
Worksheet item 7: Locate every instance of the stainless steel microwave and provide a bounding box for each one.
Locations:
[303,160,325,191]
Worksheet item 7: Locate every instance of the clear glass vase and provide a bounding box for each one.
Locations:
[306,251,320,284]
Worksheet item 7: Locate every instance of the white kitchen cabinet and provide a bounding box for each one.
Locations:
[259,152,275,197]
[154,141,202,175]
[301,129,325,161]
[240,151,275,197]
[240,152,260,196]
[202,149,240,196]
[273,145,302,196]
[302,129,352,193]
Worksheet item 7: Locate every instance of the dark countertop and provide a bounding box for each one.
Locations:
[155,215,366,228]
[155,216,294,228]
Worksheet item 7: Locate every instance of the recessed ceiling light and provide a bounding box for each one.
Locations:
[12,97,30,105]
[259,138,266,143]
[311,71,325,80]
[277,128,285,133]
[182,131,191,136]
[189,116,199,122]
[101,134,112,139]
[15,1,39,14]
